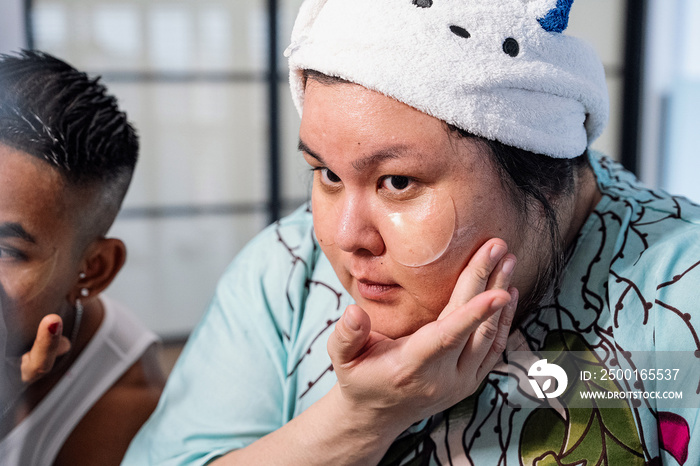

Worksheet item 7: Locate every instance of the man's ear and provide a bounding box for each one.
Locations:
[75,238,127,299]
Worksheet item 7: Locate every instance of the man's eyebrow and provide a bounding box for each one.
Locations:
[299,139,410,172]
[0,222,37,243]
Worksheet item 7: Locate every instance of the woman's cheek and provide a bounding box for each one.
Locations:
[377,189,456,267]
[314,186,459,268]
[396,222,485,313]
[311,192,336,248]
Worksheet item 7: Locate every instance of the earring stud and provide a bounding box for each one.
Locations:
[80,288,89,297]
[79,272,86,279]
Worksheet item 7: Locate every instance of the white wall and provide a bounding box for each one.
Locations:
[640,0,700,203]
[568,0,626,161]
[0,0,26,53]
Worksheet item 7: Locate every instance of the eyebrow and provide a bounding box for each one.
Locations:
[298,138,409,172]
[0,222,37,244]
[298,139,325,164]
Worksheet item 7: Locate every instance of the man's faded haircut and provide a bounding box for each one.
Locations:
[0,50,138,242]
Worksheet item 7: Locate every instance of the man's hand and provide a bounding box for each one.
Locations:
[20,314,71,384]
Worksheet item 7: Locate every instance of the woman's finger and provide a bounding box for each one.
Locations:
[486,253,517,291]
[430,289,511,358]
[453,288,513,374]
[460,255,516,357]
[474,287,518,380]
[440,239,508,319]
[461,254,516,361]
[21,314,69,384]
[327,305,372,367]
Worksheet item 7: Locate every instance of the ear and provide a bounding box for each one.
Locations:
[74,238,126,300]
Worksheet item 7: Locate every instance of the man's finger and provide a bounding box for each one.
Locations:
[21,314,68,384]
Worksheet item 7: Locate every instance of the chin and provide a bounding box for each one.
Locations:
[360,299,438,339]
[372,319,432,339]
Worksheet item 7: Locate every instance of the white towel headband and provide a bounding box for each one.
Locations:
[285,0,609,159]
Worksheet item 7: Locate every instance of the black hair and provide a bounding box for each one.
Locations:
[450,126,589,314]
[0,50,138,241]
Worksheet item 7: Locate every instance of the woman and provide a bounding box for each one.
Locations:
[125,0,699,464]
[0,51,165,465]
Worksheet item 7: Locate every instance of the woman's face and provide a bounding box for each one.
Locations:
[0,143,82,355]
[300,81,532,339]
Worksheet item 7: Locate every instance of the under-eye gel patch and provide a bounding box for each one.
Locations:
[312,187,456,267]
[377,189,456,267]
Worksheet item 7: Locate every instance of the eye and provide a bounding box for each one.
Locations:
[380,175,411,192]
[318,168,341,185]
[0,247,25,261]
[450,25,471,40]
[503,37,520,57]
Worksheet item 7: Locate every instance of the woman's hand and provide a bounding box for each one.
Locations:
[327,238,518,430]
[215,239,518,466]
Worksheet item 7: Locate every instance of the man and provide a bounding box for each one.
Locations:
[0,50,164,465]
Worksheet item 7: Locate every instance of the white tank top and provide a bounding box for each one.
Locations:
[0,296,159,465]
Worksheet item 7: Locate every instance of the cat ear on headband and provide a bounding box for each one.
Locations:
[536,0,575,33]
[409,0,574,33]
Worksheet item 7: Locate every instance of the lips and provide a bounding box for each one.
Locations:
[355,277,400,301]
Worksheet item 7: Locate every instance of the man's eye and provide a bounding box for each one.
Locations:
[0,247,25,260]
[381,176,411,192]
[320,168,341,184]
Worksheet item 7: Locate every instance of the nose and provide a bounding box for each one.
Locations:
[334,194,386,257]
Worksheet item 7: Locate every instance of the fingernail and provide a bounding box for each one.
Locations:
[502,258,516,275]
[490,244,506,261]
[509,287,519,303]
[48,322,60,335]
[491,296,510,310]
[344,310,360,331]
